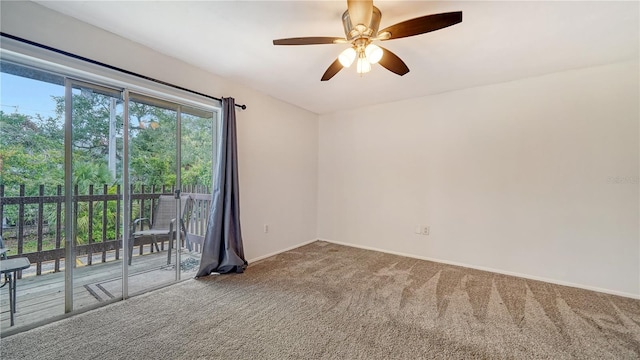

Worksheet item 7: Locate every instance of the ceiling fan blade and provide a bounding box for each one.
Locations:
[273,37,346,45]
[347,0,373,28]
[378,46,410,76]
[379,11,462,40]
[321,58,344,81]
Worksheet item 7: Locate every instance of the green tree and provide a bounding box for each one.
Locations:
[129,103,177,186]
[1,91,216,249]
[181,114,214,188]
[0,111,64,195]
[53,91,117,161]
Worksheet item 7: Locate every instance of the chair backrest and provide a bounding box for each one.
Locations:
[152,195,191,230]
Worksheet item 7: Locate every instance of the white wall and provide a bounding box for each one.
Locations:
[1,1,319,262]
[319,61,640,297]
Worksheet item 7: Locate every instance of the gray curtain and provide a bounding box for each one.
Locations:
[196,97,247,277]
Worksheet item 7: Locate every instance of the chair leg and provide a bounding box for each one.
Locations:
[167,235,172,265]
[128,237,134,266]
[8,273,14,326]
[152,235,160,253]
[185,232,192,252]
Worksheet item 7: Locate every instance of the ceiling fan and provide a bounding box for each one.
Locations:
[273,0,462,81]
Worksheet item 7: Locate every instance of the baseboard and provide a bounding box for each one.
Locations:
[247,239,318,264]
[318,238,640,300]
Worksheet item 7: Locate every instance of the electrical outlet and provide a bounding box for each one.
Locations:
[264,224,269,233]
[422,226,430,236]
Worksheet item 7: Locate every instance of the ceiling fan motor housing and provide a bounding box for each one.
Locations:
[342,6,382,41]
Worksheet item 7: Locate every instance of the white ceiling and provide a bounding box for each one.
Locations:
[35,1,638,115]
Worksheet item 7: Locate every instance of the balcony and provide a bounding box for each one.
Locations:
[0,184,210,330]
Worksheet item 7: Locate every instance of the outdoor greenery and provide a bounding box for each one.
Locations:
[1,89,215,252]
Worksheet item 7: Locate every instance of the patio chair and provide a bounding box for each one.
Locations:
[129,194,191,265]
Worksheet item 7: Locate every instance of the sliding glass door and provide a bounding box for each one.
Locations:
[0,61,66,327]
[68,80,124,309]
[0,59,217,329]
[179,106,216,278]
[126,94,216,295]
[126,94,179,294]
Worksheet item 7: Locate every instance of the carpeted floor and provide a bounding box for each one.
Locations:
[1,241,639,359]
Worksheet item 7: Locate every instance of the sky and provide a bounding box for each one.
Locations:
[0,72,63,120]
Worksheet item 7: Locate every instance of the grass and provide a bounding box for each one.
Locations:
[4,234,60,254]
[4,233,119,255]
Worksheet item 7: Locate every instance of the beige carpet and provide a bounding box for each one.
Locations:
[1,241,639,359]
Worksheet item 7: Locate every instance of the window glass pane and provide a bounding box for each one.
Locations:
[180,109,216,275]
[127,95,178,294]
[70,82,124,306]
[0,62,65,328]
[181,111,215,190]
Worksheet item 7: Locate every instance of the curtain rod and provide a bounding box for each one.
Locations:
[0,32,247,110]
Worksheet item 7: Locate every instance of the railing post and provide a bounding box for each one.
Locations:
[102,184,108,263]
[36,185,44,275]
[73,184,79,269]
[87,185,94,265]
[154,185,165,251]
[0,184,4,239]
[55,185,62,272]
[139,184,145,255]
[115,184,121,260]
[17,185,24,256]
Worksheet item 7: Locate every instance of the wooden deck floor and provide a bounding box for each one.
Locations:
[0,249,201,332]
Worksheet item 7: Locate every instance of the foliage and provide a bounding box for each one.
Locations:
[0,111,64,194]
[181,114,214,188]
[1,89,216,250]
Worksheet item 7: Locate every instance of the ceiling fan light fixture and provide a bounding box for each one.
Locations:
[365,43,383,64]
[273,1,463,81]
[339,47,357,67]
[356,57,371,74]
